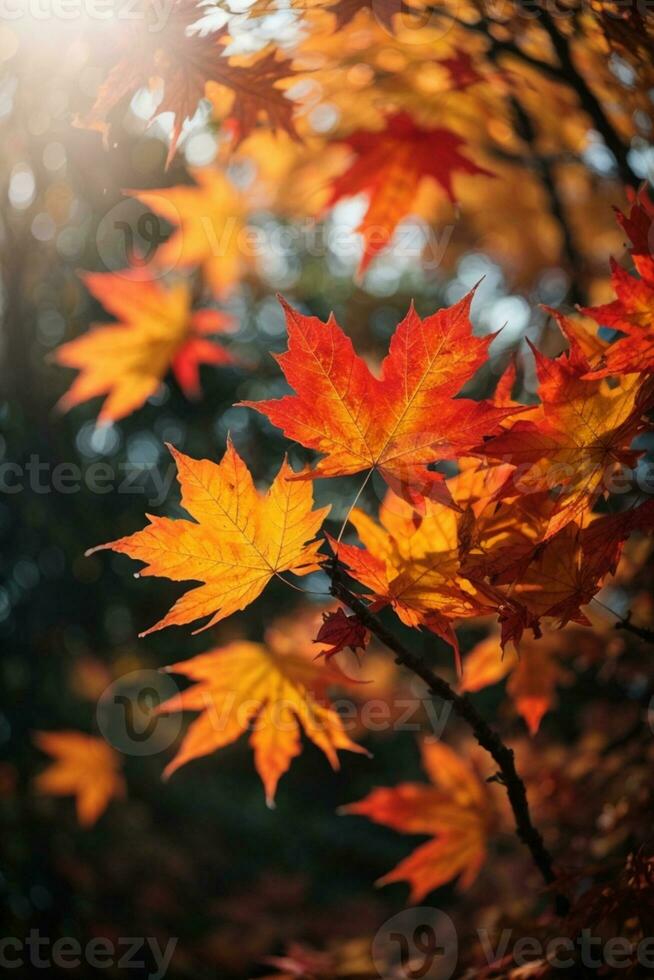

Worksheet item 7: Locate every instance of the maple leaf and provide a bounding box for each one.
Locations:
[53,272,233,424]
[33,731,125,827]
[493,355,519,407]
[478,311,653,537]
[205,49,299,147]
[583,195,654,379]
[330,489,488,671]
[86,440,330,636]
[242,292,520,505]
[132,169,248,298]
[326,112,492,274]
[487,524,609,632]
[461,633,571,735]
[79,0,297,165]
[343,740,490,901]
[313,607,369,660]
[157,633,367,806]
[466,495,654,653]
[580,499,654,580]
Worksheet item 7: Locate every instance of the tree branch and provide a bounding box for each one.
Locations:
[426,2,639,187]
[505,92,587,305]
[615,613,654,644]
[329,561,570,916]
[524,2,639,187]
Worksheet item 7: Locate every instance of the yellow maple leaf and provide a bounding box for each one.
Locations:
[132,169,250,298]
[157,633,368,806]
[87,440,330,636]
[34,731,125,827]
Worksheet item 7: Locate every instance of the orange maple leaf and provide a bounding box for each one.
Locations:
[157,633,367,806]
[34,731,125,827]
[485,523,610,630]
[478,311,653,537]
[326,112,492,274]
[343,740,491,901]
[132,169,249,298]
[87,440,330,636]
[242,292,519,505]
[330,489,487,670]
[461,633,571,735]
[53,272,233,424]
[465,496,654,652]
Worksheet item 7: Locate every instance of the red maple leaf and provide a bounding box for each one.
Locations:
[326,112,492,274]
[314,608,369,660]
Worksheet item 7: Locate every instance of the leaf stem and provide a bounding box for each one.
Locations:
[336,469,373,543]
[328,559,569,916]
[274,573,330,598]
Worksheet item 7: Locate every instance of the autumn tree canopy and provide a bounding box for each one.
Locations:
[2,1,654,977]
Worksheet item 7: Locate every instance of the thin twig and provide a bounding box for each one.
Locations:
[591,598,654,644]
[329,560,570,916]
[614,614,654,644]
